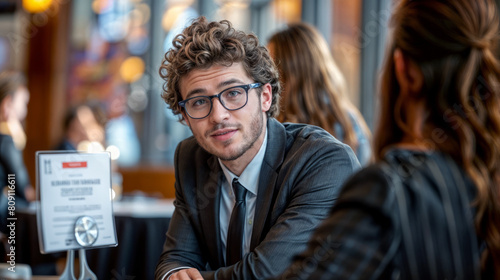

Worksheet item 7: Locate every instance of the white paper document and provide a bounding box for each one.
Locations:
[36,151,117,253]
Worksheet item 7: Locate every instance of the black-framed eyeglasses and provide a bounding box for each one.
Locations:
[178,83,262,119]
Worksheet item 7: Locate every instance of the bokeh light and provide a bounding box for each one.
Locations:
[23,0,53,13]
[77,141,105,152]
[119,56,145,83]
[106,145,121,160]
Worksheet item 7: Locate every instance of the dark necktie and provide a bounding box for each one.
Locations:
[226,178,247,266]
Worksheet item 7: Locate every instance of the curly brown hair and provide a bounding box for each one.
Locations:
[159,16,281,121]
[376,0,500,276]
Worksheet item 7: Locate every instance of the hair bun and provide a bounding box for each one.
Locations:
[470,38,491,50]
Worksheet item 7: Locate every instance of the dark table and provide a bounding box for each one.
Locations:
[16,199,174,280]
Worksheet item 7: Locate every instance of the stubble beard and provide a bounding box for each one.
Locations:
[196,105,265,162]
[219,109,264,161]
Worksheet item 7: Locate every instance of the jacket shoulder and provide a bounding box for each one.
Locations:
[283,122,360,165]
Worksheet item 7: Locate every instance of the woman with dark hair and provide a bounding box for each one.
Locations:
[0,70,34,234]
[55,102,107,151]
[268,23,372,165]
[278,0,500,279]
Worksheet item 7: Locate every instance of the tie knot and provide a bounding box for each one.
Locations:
[232,178,247,202]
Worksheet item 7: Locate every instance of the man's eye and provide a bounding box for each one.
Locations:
[192,98,208,107]
[226,89,243,98]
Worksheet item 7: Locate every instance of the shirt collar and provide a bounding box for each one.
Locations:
[219,128,268,196]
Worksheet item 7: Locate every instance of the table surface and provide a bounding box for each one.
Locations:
[16,198,174,280]
[20,198,175,217]
[113,198,175,217]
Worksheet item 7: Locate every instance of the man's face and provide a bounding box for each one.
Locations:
[179,63,272,164]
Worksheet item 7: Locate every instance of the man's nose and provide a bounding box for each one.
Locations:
[208,98,230,123]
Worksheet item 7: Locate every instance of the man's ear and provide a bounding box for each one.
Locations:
[261,83,272,112]
[181,111,191,127]
[394,48,423,96]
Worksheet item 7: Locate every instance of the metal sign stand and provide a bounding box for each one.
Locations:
[59,216,99,280]
[60,250,75,280]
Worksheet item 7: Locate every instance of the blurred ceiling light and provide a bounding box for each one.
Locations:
[119,56,145,83]
[23,0,53,13]
[162,0,196,31]
[272,0,301,23]
[216,0,250,30]
[162,4,189,31]
[220,0,249,9]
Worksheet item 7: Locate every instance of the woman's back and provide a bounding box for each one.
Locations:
[279,149,483,279]
[382,149,482,279]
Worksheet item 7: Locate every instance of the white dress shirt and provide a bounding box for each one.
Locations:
[163,129,267,279]
[218,129,267,264]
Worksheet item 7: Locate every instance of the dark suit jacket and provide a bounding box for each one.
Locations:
[155,118,360,280]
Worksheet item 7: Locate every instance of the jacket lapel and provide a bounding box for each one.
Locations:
[250,118,286,250]
[198,155,225,268]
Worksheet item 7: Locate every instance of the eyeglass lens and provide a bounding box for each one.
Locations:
[184,86,248,119]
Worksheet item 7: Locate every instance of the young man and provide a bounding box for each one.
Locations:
[155,17,360,280]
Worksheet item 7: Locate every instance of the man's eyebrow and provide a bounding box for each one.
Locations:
[186,88,207,99]
[185,79,245,99]
[217,79,244,89]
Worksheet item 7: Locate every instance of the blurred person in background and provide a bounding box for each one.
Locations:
[104,80,140,166]
[56,101,107,151]
[56,100,126,201]
[0,70,35,234]
[278,0,500,279]
[268,23,372,165]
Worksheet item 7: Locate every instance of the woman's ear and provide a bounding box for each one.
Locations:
[394,48,424,97]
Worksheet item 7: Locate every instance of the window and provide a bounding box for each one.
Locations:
[65,0,385,167]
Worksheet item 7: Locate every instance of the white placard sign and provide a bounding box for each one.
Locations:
[36,151,117,253]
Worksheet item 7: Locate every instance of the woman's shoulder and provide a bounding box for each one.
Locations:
[339,148,476,212]
[382,148,474,189]
[336,163,395,210]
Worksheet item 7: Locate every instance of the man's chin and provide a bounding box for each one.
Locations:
[215,149,243,162]
[198,141,238,161]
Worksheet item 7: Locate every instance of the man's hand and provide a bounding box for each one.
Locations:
[170,268,203,280]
